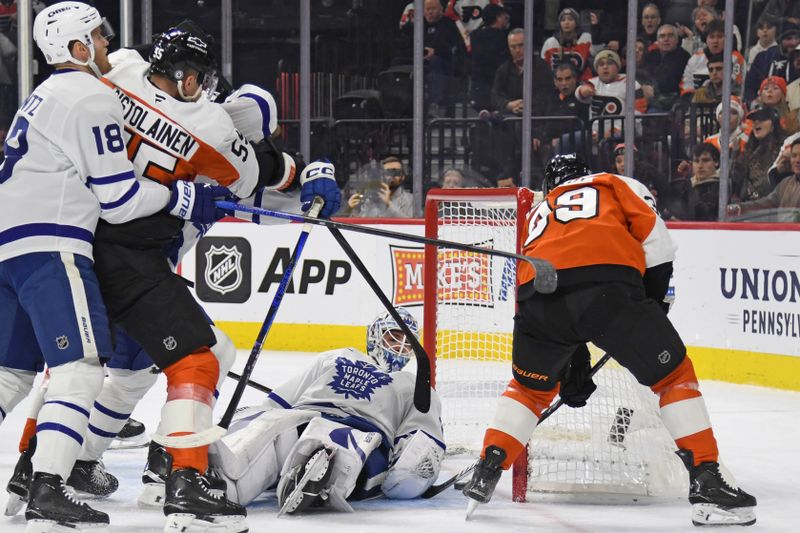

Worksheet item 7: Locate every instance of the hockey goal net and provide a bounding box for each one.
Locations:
[423,188,686,502]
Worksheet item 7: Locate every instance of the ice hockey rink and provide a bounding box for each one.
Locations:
[1,350,797,533]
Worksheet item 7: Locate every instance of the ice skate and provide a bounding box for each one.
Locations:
[67,460,119,499]
[5,444,34,516]
[24,472,109,532]
[162,468,247,533]
[139,442,226,508]
[678,450,757,527]
[462,446,506,519]
[109,418,148,450]
[276,447,335,517]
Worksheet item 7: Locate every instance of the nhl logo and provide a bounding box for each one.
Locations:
[163,336,177,351]
[657,350,671,364]
[55,335,69,350]
[204,245,243,295]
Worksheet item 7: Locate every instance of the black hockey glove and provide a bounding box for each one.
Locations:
[559,344,597,408]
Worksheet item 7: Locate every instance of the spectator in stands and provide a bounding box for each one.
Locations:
[589,6,626,54]
[704,96,750,159]
[676,5,717,55]
[469,3,510,113]
[576,49,647,141]
[753,76,800,135]
[491,28,552,118]
[344,156,414,218]
[441,167,465,188]
[673,142,722,221]
[443,0,505,43]
[544,61,589,149]
[747,17,778,66]
[643,24,691,111]
[692,53,725,105]
[728,137,800,222]
[401,0,465,117]
[681,19,745,99]
[628,38,657,110]
[785,44,800,112]
[639,3,662,50]
[540,8,593,80]
[745,22,800,105]
[732,106,784,203]
[610,143,664,196]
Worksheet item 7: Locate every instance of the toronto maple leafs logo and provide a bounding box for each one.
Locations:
[327,357,393,400]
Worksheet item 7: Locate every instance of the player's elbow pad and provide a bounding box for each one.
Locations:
[382,431,444,499]
[252,138,301,193]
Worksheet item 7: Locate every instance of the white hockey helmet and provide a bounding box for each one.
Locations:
[366,308,419,372]
[33,2,107,66]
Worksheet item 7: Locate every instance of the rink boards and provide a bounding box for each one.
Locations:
[178,218,800,392]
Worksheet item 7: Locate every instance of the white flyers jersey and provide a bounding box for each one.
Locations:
[264,348,445,454]
[102,49,258,199]
[0,70,170,263]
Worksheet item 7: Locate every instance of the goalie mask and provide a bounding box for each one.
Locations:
[366,308,419,373]
[149,19,218,101]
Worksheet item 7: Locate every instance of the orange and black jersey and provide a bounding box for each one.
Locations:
[519,173,676,289]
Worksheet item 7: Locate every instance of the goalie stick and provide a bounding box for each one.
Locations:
[227,371,272,394]
[328,226,431,413]
[218,198,324,430]
[217,201,558,294]
[422,352,614,499]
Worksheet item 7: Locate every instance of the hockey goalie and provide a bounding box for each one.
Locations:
[209,309,445,515]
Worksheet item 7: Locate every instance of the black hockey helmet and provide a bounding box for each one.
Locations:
[543,153,591,194]
[149,20,217,99]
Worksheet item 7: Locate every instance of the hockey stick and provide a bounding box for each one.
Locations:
[227,371,272,394]
[218,198,325,430]
[422,351,614,499]
[217,201,558,294]
[328,226,431,413]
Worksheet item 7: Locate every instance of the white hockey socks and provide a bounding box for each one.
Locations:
[0,366,36,425]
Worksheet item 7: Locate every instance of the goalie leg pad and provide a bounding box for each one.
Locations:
[382,431,445,499]
[209,409,318,505]
[79,366,158,461]
[0,366,35,423]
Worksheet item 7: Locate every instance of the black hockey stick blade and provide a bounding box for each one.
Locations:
[218,201,557,294]
[328,226,431,413]
[227,371,272,394]
[421,463,476,499]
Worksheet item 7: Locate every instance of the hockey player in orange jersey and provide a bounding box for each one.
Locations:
[462,153,757,527]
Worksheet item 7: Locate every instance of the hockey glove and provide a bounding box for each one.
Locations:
[166,181,233,225]
[559,344,597,408]
[300,158,341,218]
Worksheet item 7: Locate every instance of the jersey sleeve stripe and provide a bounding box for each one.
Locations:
[0,223,94,247]
[87,169,136,186]
[240,92,273,139]
[267,391,291,409]
[99,180,140,210]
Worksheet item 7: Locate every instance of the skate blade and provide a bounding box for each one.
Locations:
[5,492,26,516]
[691,504,757,527]
[109,432,149,450]
[164,512,248,533]
[24,518,109,533]
[277,449,334,518]
[138,483,166,509]
[465,498,480,520]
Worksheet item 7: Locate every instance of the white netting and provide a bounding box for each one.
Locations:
[427,190,687,500]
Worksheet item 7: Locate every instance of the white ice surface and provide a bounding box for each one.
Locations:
[1,350,797,533]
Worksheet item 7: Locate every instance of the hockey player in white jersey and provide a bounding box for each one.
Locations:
[208,309,445,515]
[0,3,234,532]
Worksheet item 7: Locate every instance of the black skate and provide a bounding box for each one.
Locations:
[462,445,506,519]
[276,447,335,517]
[25,472,109,532]
[5,440,35,516]
[67,460,119,498]
[138,442,226,509]
[110,417,148,450]
[678,450,757,527]
[163,468,247,533]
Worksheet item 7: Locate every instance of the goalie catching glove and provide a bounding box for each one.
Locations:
[559,344,597,408]
[165,181,233,224]
[300,159,341,218]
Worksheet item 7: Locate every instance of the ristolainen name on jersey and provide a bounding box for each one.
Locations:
[111,86,199,159]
